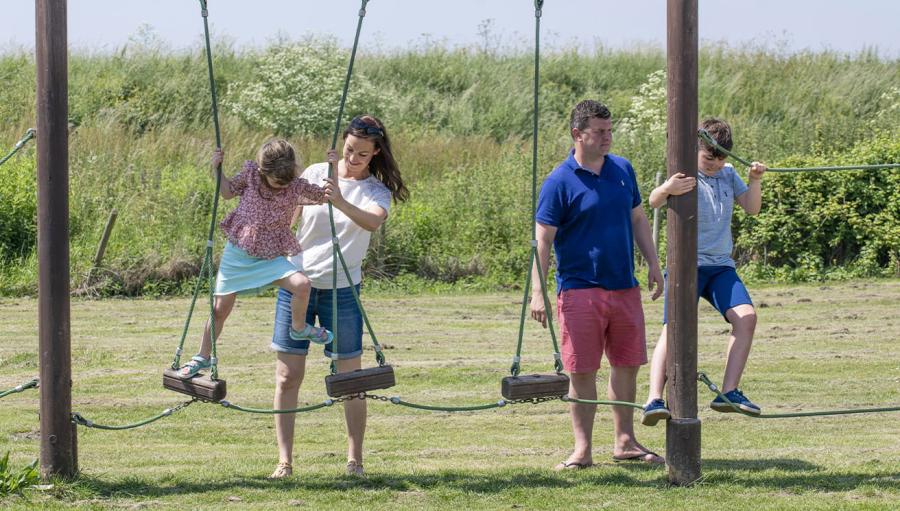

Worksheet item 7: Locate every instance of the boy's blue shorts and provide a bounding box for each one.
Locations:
[663,265,752,324]
[271,285,364,360]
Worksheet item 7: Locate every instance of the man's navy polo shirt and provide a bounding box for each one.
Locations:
[535,150,641,292]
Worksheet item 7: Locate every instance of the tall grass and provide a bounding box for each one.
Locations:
[0,42,897,295]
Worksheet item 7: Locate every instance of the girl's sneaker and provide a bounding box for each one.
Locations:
[710,388,761,415]
[289,324,334,345]
[641,398,671,426]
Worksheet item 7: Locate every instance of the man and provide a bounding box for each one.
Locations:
[531,99,664,469]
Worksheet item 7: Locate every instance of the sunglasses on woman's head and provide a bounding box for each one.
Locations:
[350,118,384,137]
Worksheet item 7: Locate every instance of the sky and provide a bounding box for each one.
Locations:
[3,1,900,57]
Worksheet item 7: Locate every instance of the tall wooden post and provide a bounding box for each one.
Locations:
[36,0,76,479]
[665,0,700,485]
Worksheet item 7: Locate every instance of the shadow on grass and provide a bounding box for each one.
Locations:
[64,458,899,498]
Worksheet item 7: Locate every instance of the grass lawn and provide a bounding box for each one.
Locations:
[1,279,898,510]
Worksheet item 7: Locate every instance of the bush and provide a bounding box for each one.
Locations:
[0,157,37,261]
[734,133,900,278]
[229,40,381,136]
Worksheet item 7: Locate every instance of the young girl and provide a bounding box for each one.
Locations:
[179,138,335,379]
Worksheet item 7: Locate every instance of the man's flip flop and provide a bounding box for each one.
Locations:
[554,461,593,471]
[612,450,664,465]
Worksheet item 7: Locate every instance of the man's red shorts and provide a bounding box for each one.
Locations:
[557,286,647,373]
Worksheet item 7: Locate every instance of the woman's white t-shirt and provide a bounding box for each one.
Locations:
[288,162,392,289]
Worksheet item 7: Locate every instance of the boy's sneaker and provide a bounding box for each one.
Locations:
[710,388,761,415]
[641,398,671,426]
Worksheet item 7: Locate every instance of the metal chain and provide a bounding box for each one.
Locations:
[217,394,361,415]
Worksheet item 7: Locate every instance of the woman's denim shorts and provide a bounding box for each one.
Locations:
[271,285,363,360]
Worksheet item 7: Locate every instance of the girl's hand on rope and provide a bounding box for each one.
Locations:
[663,172,696,196]
[326,149,338,166]
[323,177,346,208]
[749,162,767,181]
[530,292,548,328]
[211,147,224,173]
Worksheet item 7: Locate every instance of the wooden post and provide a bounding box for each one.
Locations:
[36,0,76,480]
[92,209,117,269]
[665,0,700,485]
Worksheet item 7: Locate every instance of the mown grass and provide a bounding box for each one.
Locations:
[0,279,898,509]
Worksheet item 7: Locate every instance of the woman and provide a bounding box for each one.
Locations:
[269,115,408,478]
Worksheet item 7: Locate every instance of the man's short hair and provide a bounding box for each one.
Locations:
[699,117,733,158]
[570,99,611,137]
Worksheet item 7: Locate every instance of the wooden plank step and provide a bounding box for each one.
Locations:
[325,365,396,397]
[163,368,227,402]
[501,373,569,400]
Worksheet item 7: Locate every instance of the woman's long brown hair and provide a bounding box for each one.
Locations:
[344,115,408,203]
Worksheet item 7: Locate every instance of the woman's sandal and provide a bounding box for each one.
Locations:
[290,324,335,345]
[269,462,292,479]
[346,460,364,476]
[178,355,211,379]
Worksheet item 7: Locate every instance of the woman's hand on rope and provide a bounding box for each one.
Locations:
[323,177,346,208]
[749,161,767,181]
[530,292,548,328]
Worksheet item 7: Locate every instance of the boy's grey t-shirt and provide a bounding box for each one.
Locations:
[697,163,748,267]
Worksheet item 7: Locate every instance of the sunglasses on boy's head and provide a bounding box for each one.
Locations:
[350,118,384,137]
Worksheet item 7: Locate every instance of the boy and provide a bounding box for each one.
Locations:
[642,117,767,426]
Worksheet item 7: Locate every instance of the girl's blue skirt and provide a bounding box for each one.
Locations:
[214,241,300,296]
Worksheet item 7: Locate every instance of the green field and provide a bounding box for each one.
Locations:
[2,43,898,295]
[1,279,898,509]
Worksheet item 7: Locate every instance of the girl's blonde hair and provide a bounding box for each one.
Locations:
[257,138,299,185]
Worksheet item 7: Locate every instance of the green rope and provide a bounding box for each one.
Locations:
[698,372,900,418]
[171,255,210,370]
[219,399,332,414]
[561,396,644,410]
[511,0,563,377]
[324,0,380,373]
[698,129,900,173]
[170,0,224,378]
[0,128,35,167]
[72,399,196,430]
[0,378,39,399]
[333,246,385,366]
[198,0,224,380]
